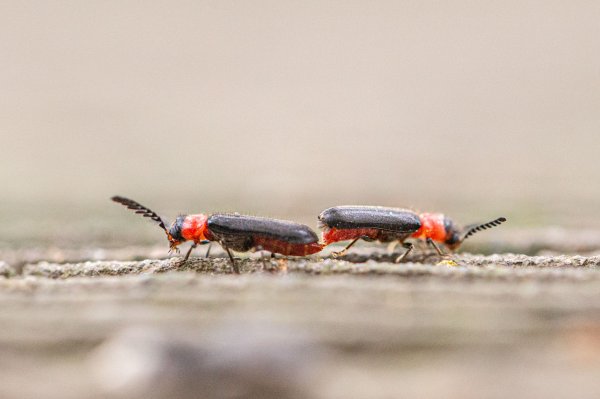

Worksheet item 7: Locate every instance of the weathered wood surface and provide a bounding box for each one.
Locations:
[1,244,600,399]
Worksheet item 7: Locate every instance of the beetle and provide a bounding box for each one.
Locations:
[112,196,324,273]
[318,205,506,262]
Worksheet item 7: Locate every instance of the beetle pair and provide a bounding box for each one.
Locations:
[112,196,506,273]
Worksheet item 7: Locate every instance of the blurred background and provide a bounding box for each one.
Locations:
[2,3,600,399]
[1,0,600,247]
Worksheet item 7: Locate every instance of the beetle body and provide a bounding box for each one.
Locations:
[169,213,323,256]
[319,206,421,245]
[112,196,323,273]
[319,205,505,260]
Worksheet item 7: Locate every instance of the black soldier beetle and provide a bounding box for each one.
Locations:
[318,205,506,262]
[112,196,323,273]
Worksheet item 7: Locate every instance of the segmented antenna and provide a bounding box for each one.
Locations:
[111,196,168,232]
[460,217,507,242]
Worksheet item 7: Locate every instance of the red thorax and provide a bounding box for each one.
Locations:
[411,213,447,243]
[181,214,209,242]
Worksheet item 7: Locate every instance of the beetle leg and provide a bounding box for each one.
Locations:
[332,237,360,258]
[261,251,281,273]
[183,242,198,262]
[395,242,414,263]
[426,238,445,257]
[224,246,240,274]
[259,250,267,271]
[205,243,212,258]
[255,246,268,271]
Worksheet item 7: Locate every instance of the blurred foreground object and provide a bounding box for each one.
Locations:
[89,324,325,399]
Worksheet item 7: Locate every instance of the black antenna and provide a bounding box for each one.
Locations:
[111,196,169,233]
[460,217,507,242]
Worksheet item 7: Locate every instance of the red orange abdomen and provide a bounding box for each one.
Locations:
[252,236,323,256]
[322,227,381,245]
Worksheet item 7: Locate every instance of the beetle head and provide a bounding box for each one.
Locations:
[442,216,462,249]
[166,215,188,253]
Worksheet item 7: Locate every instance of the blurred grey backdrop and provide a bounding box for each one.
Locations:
[1,0,599,245]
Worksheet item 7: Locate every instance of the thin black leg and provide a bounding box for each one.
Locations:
[395,242,414,263]
[332,237,360,258]
[224,247,240,274]
[259,250,267,270]
[205,243,213,258]
[183,243,198,262]
[426,238,445,256]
